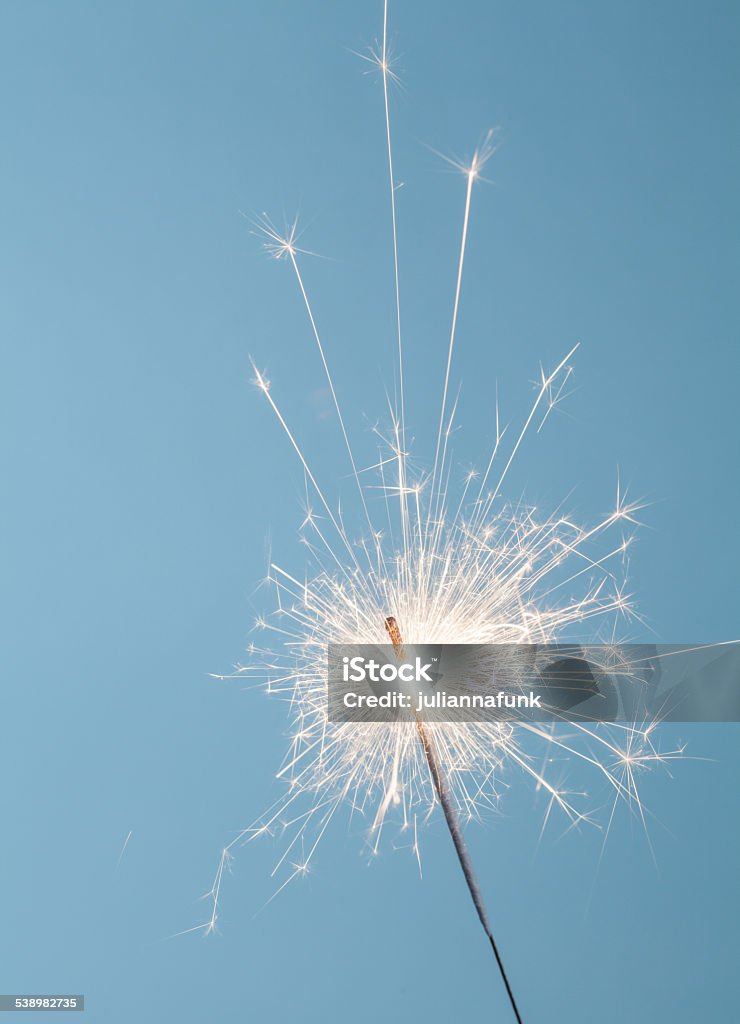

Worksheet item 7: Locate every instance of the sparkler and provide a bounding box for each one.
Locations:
[199,2,683,1017]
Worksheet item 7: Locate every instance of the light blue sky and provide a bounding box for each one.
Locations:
[1,2,738,1021]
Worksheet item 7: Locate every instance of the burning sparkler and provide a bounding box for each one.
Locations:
[198,3,683,1019]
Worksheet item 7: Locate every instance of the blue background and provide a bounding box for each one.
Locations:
[1,2,738,1021]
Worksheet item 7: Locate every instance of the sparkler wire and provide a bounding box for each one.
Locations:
[385,617,523,1023]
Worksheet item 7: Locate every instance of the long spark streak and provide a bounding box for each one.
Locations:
[250,363,364,582]
[286,247,375,534]
[381,1,405,460]
[429,161,476,531]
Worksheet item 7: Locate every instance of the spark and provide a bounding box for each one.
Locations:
[115,829,133,871]
[207,340,679,934]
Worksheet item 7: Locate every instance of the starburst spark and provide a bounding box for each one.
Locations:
[202,356,674,931]
[199,2,681,940]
